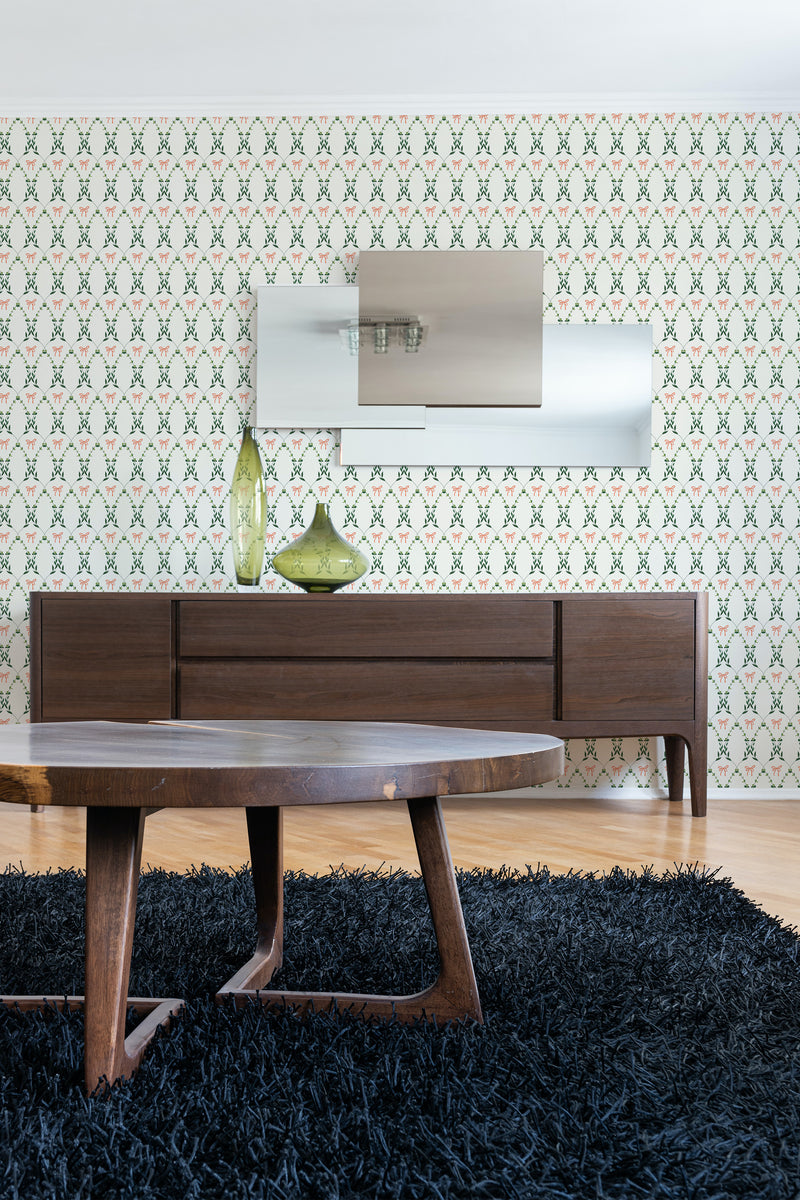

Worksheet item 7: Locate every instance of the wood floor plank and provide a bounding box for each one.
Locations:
[2,792,798,929]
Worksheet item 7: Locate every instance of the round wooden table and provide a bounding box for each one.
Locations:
[0,719,564,1092]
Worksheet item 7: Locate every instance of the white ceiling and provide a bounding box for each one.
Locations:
[3,0,799,110]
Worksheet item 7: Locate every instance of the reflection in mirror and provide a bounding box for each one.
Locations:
[341,324,653,467]
[255,286,426,430]
[356,251,543,408]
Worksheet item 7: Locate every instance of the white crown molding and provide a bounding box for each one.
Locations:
[1,93,800,117]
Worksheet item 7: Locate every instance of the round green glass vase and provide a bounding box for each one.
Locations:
[272,502,369,593]
[230,426,266,586]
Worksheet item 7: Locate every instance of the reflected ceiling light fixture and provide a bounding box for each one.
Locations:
[340,316,426,356]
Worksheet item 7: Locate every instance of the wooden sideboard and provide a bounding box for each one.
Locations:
[29,591,708,816]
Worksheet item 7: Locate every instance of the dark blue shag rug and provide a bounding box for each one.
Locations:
[1,864,799,1200]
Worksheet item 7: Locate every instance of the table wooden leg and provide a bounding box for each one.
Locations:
[84,807,182,1091]
[84,806,148,1090]
[217,806,284,994]
[2,806,183,1093]
[407,793,482,1021]
[217,796,482,1024]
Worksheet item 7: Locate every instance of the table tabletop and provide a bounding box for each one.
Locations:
[0,719,565,808]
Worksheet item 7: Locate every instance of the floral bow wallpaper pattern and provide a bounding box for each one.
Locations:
[0,110,798,791]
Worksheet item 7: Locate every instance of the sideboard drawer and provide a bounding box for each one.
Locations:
[178,597,554,660]
[178,660,555,723]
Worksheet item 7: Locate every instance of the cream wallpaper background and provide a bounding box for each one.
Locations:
[0,110,797,791]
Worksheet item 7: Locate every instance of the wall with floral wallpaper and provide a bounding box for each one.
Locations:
[0,110,797,791]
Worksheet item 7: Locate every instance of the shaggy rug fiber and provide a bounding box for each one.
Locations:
[0,864,799,1200]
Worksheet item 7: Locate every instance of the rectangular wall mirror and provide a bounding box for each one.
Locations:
[255,257,653,468]
[341,323,652,467]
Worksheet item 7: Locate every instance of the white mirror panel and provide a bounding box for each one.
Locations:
[339,325,653,467]
[255,285,426,430]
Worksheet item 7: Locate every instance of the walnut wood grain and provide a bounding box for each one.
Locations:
[177,660,555,723]
[218,807,284,992]
[0,720,565,809]
[561,596,696,721]
[179,595,555,658]
[84,807,183,1091]
[1,804,183,1095]
[31,594,173,722]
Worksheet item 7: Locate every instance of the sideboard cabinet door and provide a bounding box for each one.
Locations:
[32,595,172,721]
[560,596,697,721]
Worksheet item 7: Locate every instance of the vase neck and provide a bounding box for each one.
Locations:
[311,502,329,527]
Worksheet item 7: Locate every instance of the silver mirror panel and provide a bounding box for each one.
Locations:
[356,250,543,408]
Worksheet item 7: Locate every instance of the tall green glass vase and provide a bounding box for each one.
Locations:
[230,426,266,587]
[272,502,369,593]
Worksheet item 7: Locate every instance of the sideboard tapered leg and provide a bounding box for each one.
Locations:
[664,735,685,802]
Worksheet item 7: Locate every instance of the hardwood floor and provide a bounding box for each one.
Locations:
[2,790,799,930]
